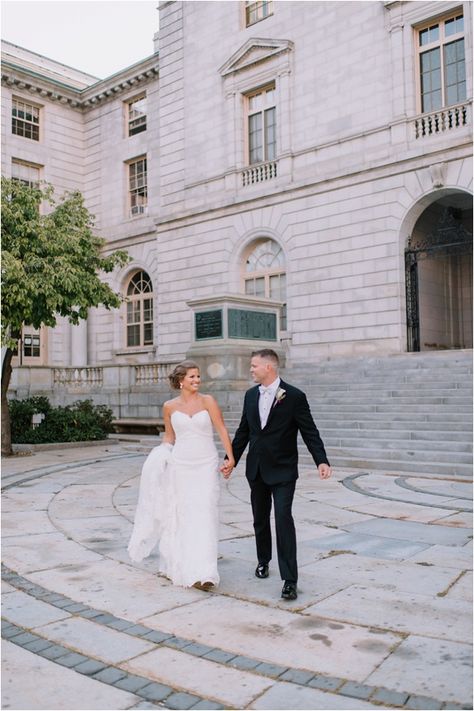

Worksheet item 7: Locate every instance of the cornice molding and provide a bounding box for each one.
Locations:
[1,55,159,111]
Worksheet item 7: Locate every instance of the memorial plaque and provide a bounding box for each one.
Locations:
[195,310,223,340]
[228,309,277,341]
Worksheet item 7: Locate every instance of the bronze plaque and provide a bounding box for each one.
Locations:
[228,309,277,340]
[195,310,223,340]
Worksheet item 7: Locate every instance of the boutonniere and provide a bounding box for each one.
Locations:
[273,387,286,407]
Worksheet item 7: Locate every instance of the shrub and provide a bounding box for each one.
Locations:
[9,397,114,444]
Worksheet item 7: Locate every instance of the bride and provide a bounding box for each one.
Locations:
[128,360,235,591]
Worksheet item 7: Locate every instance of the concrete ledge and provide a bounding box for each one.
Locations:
[112,418,165,435]
[12,439,117,453]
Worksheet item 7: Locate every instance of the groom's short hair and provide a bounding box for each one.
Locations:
[251,349,279,367]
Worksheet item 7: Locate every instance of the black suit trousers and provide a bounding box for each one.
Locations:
[249,471,297,583]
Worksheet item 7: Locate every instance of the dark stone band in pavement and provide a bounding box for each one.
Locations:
[342,473,473,513]
[1,452,142,491]
[2,564,467,710]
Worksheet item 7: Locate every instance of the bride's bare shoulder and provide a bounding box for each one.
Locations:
[163,397,180,412]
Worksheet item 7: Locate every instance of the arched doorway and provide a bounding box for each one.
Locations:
[405,193,472,351]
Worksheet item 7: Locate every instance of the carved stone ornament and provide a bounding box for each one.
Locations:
[429,163,447,189]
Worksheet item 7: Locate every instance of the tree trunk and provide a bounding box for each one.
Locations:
[1,347,14,456]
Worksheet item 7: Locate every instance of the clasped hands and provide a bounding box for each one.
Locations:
[220,458,235,479]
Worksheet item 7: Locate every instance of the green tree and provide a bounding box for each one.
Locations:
[1,178,129,455]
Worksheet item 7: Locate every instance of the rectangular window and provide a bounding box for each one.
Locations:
[128,157,147,216]
[247,85,276,165]
[127,301,141,346]
[245,0,273,26]
[11,159,41,188]
[12,98,40,141]
[417,12,465,113]
[23,333,41,358]
[126,299,153,346]
[127,95,147,136]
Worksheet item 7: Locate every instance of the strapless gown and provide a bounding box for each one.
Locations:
[128,409,220,587]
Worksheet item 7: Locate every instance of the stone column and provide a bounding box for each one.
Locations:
[70,320,88,367]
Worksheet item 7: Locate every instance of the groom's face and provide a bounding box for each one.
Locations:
[250,356,270,384]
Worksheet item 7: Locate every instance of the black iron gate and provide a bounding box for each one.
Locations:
[405,208,472,352]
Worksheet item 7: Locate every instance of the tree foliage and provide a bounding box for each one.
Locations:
[1,178,130,455]
[1,178,130,348]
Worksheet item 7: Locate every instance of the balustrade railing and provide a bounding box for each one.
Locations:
[51,362,179,390]
[241,160,278,186]
[134,362,178,385]
[414,102,470,138]
[53,367,103,387]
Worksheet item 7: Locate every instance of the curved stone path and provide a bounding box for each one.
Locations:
[2,443,472,710]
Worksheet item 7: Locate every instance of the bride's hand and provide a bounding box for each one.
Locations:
[220,459,234,479]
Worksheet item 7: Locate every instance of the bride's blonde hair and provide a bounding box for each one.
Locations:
[169,360,200,390]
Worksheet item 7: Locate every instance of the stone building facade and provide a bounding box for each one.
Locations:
[2,0,472,416]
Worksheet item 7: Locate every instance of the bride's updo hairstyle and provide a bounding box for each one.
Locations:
[169,360,200,390]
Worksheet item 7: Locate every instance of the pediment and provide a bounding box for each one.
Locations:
[219,38,293,77]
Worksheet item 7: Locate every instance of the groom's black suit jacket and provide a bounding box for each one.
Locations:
[232,380,330,485]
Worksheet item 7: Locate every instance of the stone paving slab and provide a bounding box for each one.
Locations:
[346,519,473,546]
[1,590,72,628]
[33,617,156,664]
[299,551,463,596]
[366,635,473,706]
[2,510,59,536]
[342,498,463,522]
[142,596,402,682]
[121,645,273,708]
[408,544,473,570]
[216,556,347,610]
[2,640,139,710]
[26,559,203,620]
[1,448,472,710]
[430,511,474,527]
[305,585,472,642]
[297,529,432,559]
[2,531,104,574]
[249,680,386,709]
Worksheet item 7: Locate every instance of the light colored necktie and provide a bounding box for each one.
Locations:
[259,386,273,427]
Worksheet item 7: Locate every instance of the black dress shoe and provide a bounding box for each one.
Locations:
[281,582,297,600]
[255,563,269,579]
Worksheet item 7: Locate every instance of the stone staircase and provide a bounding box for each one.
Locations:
[114,351,472,478]
[222,350,473,477]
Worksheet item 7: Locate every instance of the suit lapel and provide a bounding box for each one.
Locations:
[249,386,261,429]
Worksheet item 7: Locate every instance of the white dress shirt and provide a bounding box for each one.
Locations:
[258,377,281,428]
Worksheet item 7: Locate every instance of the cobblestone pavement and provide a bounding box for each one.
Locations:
[2,442,472,710]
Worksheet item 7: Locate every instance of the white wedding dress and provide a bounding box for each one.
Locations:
[128,409,220,587]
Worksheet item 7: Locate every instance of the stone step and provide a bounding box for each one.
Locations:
[322,435,472,454]
[321,444,472,466]
[320,426,471,441]
[312,395,472,405]
[321,453,472,477]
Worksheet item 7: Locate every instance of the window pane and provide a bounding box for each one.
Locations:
[419,24,438,46]
[255,277,265,296]
[444,39,465,106]
[264,107,276,160]
[420,49,442,112]
[127,324,140,347]
[144,323,153,345]
[143,298,153,321]
[445,15,463,36]
[249,113,263,164]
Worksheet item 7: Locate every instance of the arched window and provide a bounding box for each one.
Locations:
[126,270,154,347]
[243,239,287,329]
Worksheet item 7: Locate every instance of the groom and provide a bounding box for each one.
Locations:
[222,348,331,600]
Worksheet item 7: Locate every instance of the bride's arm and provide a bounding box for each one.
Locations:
[162,401,176,446]
[205,396,235,468]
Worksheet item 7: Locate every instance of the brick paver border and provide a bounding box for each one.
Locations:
[2,564,468,710]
